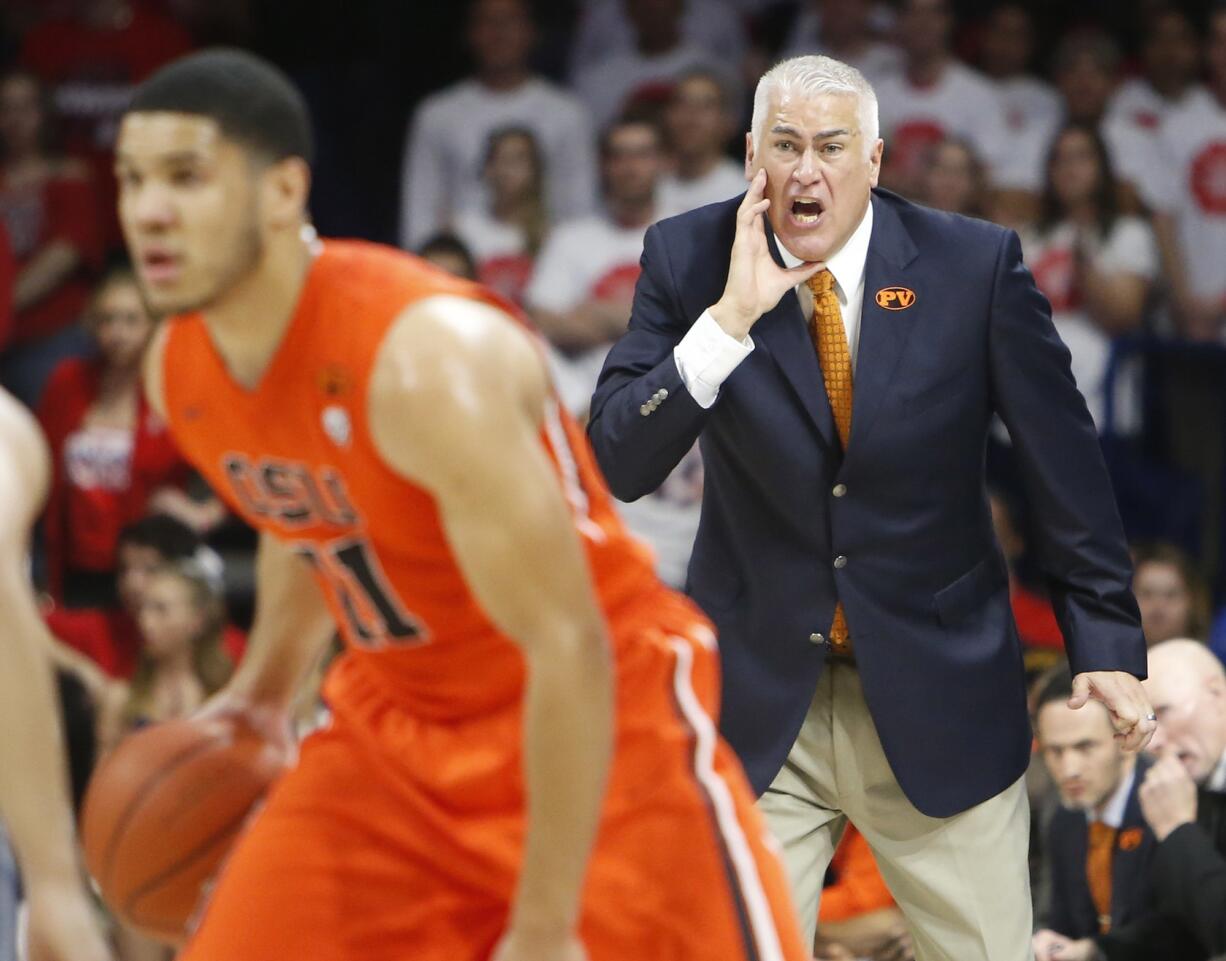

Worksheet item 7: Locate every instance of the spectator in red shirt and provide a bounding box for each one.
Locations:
[37,261,192,607]
[0,69,104,407]
[97,557,234,751]
[45,513,246,686]
[18,0,193,246]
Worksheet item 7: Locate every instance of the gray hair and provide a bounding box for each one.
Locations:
[750,55,880,159]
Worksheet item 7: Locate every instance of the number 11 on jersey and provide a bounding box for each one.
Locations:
[297,537,429,648]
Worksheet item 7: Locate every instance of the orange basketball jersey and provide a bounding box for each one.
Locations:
[165,240,810,961]
[161,240,663,718]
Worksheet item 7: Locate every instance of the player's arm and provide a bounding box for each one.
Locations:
[0,394,111,961]
[369,296,614,954]
[223,529,337,716]
[143,323,335,737]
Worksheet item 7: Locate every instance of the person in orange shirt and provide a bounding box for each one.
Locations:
[815,825,913,961]
[114,49,809,961]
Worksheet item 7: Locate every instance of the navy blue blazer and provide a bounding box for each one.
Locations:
[1045,758,1159,941]
[587,189,1146,817]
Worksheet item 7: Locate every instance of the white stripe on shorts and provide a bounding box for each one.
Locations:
[669,636,786,961]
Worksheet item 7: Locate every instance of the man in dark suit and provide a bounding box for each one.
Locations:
[587,54,1155,959]
[1044,640,1226,960]
[1030,671,1166,957]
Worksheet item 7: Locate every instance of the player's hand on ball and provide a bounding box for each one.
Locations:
[490,929,588,961]
[25,880,113,961]
[194,686,296,766]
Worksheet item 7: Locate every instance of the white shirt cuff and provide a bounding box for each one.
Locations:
[673,309,754,409]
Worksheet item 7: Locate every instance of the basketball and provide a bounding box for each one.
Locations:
[80,715,289,943]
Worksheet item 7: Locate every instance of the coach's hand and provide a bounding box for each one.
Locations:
[491,929,588,961]
[710,168,824,341]
[1069,671,1156,751]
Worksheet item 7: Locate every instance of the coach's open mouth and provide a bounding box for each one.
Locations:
[791,198,824,225]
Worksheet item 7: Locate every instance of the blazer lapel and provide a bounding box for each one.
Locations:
[752,222,837,451]
[848,193,919,454]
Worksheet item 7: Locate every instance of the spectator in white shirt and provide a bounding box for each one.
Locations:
[916,136,987,218]
[568,0,747,81]
[527,116,702,585]
[1020,123,1158,433]
[571,0,730,133]
[398,0,595,249]
[658,69,746,217]
[780,0,902,83]
[1039,30,1158,212]
[873,0,1010,198]
[977,3,1062,207]
[1147,6,1226,342]
[452,127,546,305]
[526,117,665,414]
[1106,8,1204,141]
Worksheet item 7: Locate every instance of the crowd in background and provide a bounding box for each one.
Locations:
[0,0,1224,959]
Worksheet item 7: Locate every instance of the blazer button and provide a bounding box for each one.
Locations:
[657,388,669,400]
[639,404,651,416]
[832,483,847,497]
[809,632,825,645]
[833,555,848,569]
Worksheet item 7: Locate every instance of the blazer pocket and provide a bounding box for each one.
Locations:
[898,363,971,418]
[932,553,1008,626]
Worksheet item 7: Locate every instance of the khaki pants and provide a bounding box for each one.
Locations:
[758,663,1032,960]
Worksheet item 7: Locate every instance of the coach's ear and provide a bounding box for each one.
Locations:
[262,156,311,231]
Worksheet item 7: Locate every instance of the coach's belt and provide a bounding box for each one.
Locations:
[824,646,857,667]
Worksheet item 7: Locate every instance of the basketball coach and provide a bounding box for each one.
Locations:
[587,55,1155,960]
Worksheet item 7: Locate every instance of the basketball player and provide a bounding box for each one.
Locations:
[0,389,113,961]
[116,49,807,961]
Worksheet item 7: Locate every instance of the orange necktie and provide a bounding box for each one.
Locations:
[806,269,852,655]
[1086,821,1116,933]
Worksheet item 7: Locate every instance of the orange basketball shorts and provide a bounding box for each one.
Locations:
[179,595,807,961]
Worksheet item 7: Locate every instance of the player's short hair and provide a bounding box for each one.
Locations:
[598,115,663,158]
[672,67,737,112]
[1052,28,1121,78]
[117,514,201,562]
[84,254,141,328]
[416,233,478,281]
[127,48,313,165]
[751,55,879,158]
[92,253,137,293]
[1032,666,1075,720]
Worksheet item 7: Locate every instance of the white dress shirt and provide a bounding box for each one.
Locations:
[674,200,874,409]
[1209,750,1226,794]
